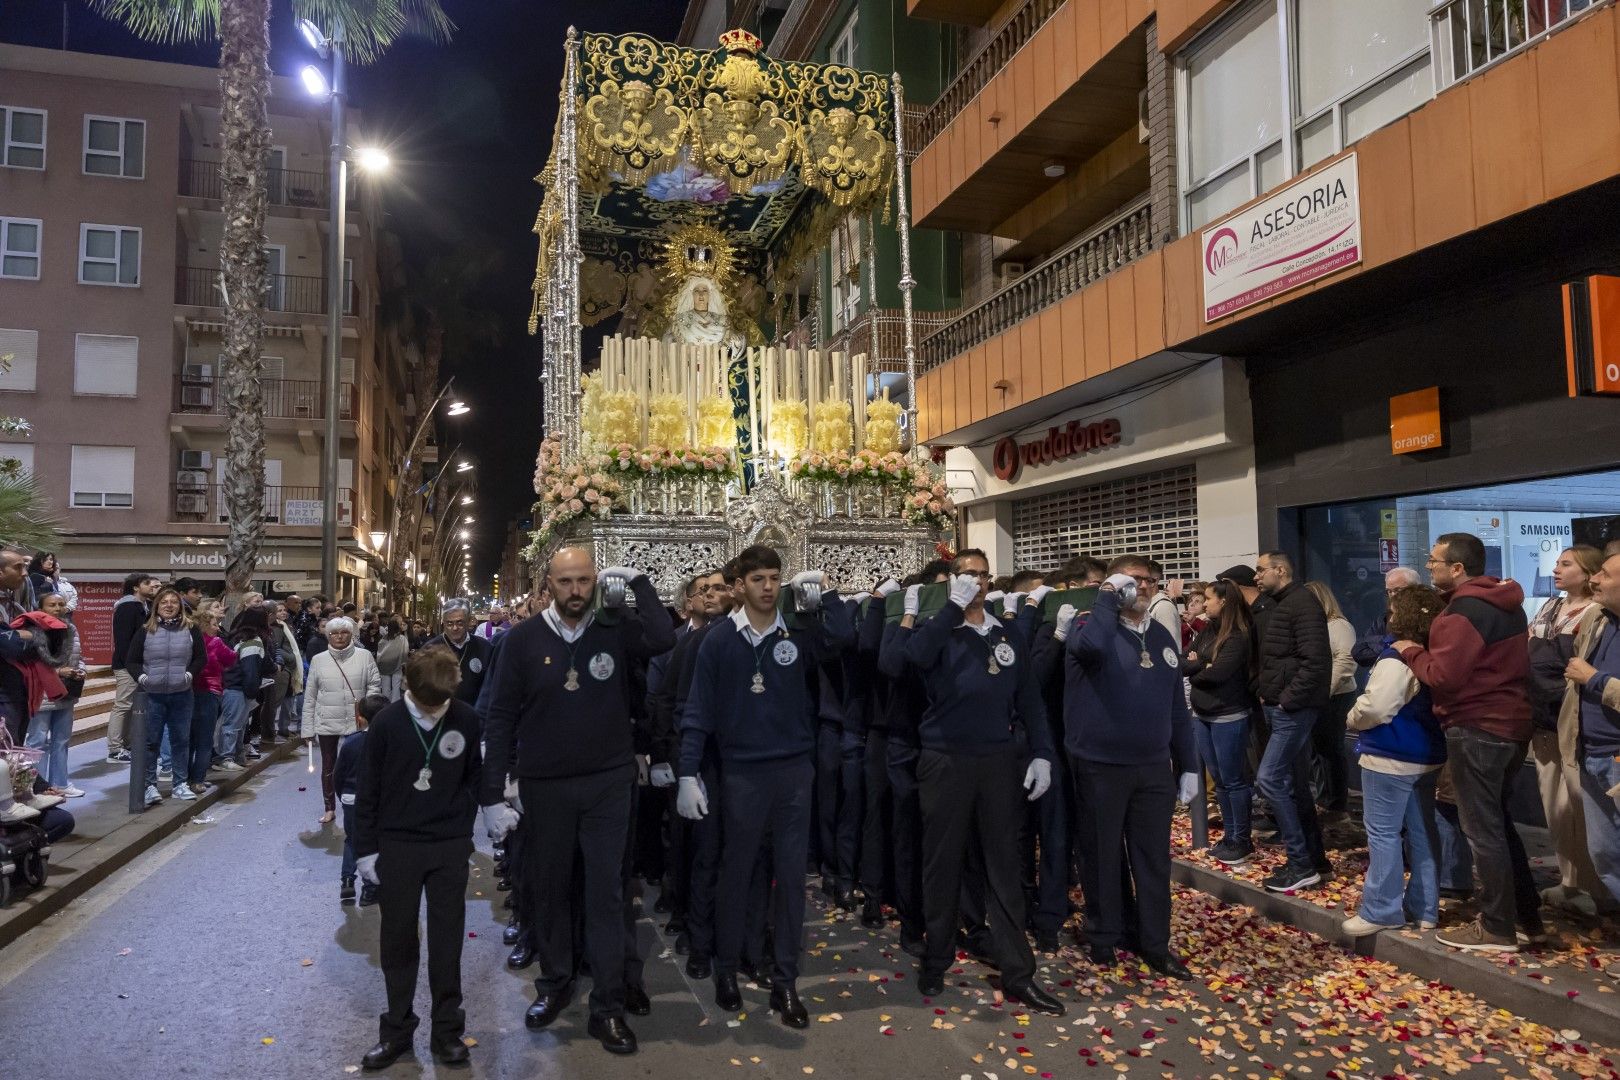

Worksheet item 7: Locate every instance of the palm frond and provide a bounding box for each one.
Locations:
[0,470,64,553]
[293,0,454,64]
[83,0,222,44]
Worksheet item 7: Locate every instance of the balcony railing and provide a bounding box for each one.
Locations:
[823,307,962,374]
[173,374,355,420]
[180,158,330,209]
[915,0,1064,152]
[1432,0,1612,87]
[176,266,354,316]
[918,195,1152,372]
[171,483,355,526]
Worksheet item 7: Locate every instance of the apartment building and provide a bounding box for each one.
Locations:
[0,44,427,642]
[900,0,1620,637]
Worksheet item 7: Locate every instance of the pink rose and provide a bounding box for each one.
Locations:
[584,489,599,503]
[569,498,584,512]
[927,500,943,514]
[911,493,929,508]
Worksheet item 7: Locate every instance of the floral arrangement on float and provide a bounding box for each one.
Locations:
[902,469,955,531]
[787,447,911,485]
[603,442,735,479]
[528,439,624,556]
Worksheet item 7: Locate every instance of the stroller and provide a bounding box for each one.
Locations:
[1,726,53,909]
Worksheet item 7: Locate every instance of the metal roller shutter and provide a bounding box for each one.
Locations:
[1010,464,1200,577]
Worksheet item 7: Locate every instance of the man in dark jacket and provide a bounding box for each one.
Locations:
[1398,532,1541,952]
[426,599,492,705]
[1253,551,1331,893]
[107,572,159,763]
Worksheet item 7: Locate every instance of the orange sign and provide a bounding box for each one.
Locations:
[1390,386,1442,455]
[1564,274,1620,396]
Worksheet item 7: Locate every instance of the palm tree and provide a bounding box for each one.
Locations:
[88,0,452,614]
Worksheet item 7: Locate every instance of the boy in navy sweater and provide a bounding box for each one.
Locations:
[334,693,389,905]
[1062,555,1199,980]
[479,547,675,1056]
[677,544,854,1028]
[898,548,1064,1016]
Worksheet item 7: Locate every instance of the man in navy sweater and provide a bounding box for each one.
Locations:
[1062,555,1199,979]
[813,594,865,911]
[480,546,675,1055]
[677,544,854,1028]
[426,599,492,705]
[901,548,1065,1016]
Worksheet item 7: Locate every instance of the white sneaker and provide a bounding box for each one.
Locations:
[157,767,173,782]
[213,760,244,774]
[1418,920,1438,930]
[144,784,163,807]
[172,782,197,801]
[1,801,40,823]
[1341,915,1404,938]
[60,785,86,798]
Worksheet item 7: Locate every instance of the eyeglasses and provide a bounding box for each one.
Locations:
[1129,574,1158,586]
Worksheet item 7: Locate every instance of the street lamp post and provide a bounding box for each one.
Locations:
[319,24,347,601]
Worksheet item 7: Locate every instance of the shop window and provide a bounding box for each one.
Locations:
[1011,464,1200,578]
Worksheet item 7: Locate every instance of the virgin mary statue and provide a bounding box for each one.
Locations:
[661,273,758,483]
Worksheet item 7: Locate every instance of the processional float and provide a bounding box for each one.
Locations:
[525,26,954,599]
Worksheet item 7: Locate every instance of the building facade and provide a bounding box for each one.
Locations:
[0,44,431,640]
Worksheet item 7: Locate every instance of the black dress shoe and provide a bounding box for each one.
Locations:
[714,972,742,1011]
[340,876,356,903]
[664,916,687,935]
[358,883,378,908]
[770,984,809,1028]
[431,1039,470,1066]
[1142,952,1193,981]
[900,934,927,959]
[674,932,691,956]
[361,1038,412,1071]
[653,893,673,914]
[525,988,572,1030]
[1034,929,1059,954]
[1005,982,1066,1017]
[503,921,524,946]
[685,955,712,980]
[1088,944,1117,966]
[495,876,512,892]
[860,894,885,928]
[740,959,775,990]
[507,941,536,970]
[588,1015,638,1054]
[917,971,945,997]
[624,982,651,1016]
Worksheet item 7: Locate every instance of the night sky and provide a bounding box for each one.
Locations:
[0,0,684,586]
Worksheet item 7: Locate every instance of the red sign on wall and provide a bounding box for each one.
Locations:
[1378,539,1400,572]
[74,580,125,667]
[992,417,1123,484]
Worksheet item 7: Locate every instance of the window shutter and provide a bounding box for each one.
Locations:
[70,445,135,507]
[1,444,34,475]
[0,328,39,391]
[74,334,139,396]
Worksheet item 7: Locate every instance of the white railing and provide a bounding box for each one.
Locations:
[1430,0,1611,87]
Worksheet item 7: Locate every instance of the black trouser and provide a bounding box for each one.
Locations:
[859,727,893,902]
[717,756,813,984]
[1025,751,1077,934]
[1445,727,1541,938]
[916,747,1035,985]
[520,763,635,1020]
[376,836,471,1047]
[507,809,540,948]
[258,669,288,744]
[1071,758,1175,956]
[687,760,723,962]
[886,740,925,941]
[1313,692,1355,813]
[665,801,691,919]
[633,775,666,881]
[620,779,646,987]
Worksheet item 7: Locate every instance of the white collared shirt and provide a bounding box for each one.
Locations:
[543,604,594,644]
[730,605,786,646]
[404,691,449,731]
[956,610,1004,638]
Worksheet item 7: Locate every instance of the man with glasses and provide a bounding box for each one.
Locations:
[426,599,493,705]
[1253,550,1332,894]
[1354,567,1424,668]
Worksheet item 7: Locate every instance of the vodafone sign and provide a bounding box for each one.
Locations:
[992,418,1122,483]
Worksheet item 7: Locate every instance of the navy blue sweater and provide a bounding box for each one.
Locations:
[679,595,854,774]
[481,577,675,801]
[901,603,1053,760]
[332,727,368,799]
[876,620,927,747]
[1063,588,1196,771]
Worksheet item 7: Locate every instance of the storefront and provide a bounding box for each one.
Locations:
[1251,274,1620,644]
[946,358,1260,578]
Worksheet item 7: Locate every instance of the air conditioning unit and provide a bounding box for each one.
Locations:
[178,450,213,470]
[176,493,208,515]
[181,385,213,408]
[997,262,1027,289]
[176,469,209,490]
[181,363,212,383]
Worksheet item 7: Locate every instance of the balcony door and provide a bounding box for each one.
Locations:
[267,146,287,205]
[265,244,286,311]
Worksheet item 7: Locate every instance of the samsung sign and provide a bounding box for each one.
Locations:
[1202,154,1362,321]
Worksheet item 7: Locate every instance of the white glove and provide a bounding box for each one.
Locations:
[482,802,519,841]
[789,571,825,588]
[1104,573,1139,606]
[1002,592,1025,617]
[1177,772,1199,806]
[356,853,379,886]
[985,590,1005,607]
[875,578,902,597]
[903,584,922,617]
[649,763,675,788]
[1027,585,1054,606]
[1054,604,1078,642]
[598,566,644,583]
[138,673,149,688]
[676,775,708,820]
[1023,759,1052,801]
[948,573,981,609]
[852,592,872,605]
[184,671,194,686]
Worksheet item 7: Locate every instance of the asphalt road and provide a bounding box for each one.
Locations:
[2,754,1613,1080]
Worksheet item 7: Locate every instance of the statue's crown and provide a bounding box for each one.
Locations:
[719,28,762,54]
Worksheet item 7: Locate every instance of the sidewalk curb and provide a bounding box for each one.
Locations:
[1171,856,1620,1035]
[0,742,299,952]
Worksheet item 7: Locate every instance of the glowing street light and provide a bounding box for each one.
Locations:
[354,145,391,173]
[299,65,330,98]
[446,400,470,417]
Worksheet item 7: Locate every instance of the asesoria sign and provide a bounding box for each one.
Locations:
[1201,153,1361,321]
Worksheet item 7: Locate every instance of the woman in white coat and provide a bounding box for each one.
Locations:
[302,616,380,823]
